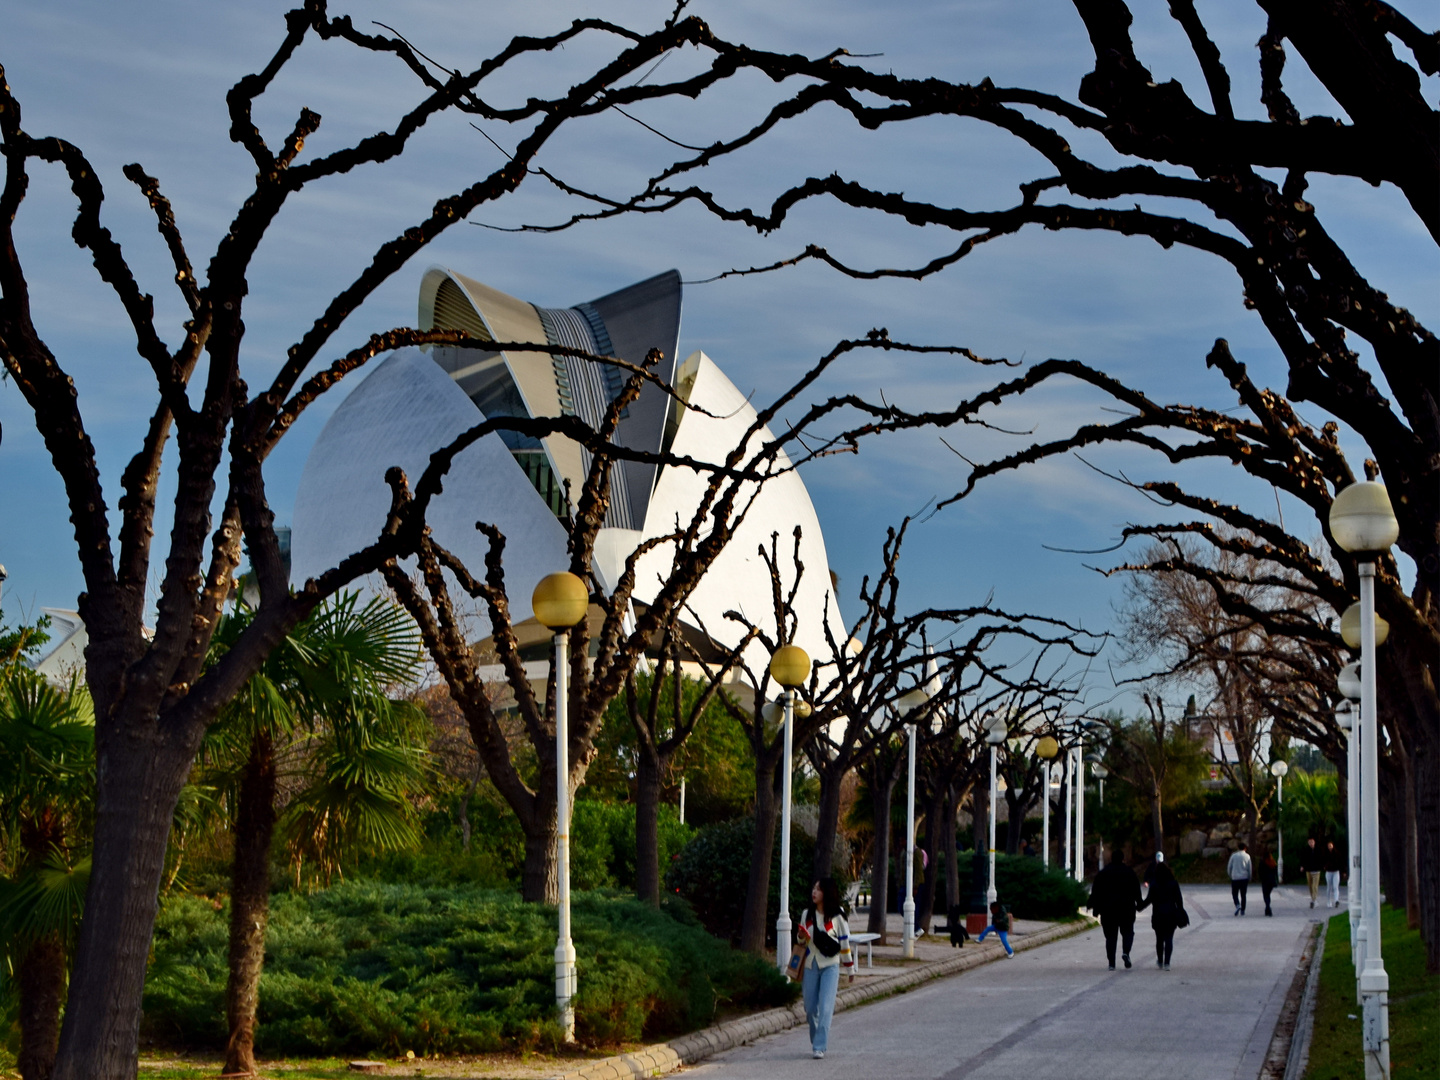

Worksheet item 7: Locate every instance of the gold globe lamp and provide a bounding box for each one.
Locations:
[532,572,589,629]
[1340,602,1389,649]
[769,644,811,687]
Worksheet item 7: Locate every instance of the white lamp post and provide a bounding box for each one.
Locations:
[895,681,933,959]
[1269,760,1289,883]
[985,715,1008,905]
[769,645,811,973]
[1063,746,1074,876]
[531,572,591,1041]
[1035,736,1059,869]
[1073,744,1085,883]
[1337,661,1362,973]
[1330,479,1398,1080]
[1091,760,1108,806]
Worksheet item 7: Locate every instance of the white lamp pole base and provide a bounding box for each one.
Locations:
[1357,563,1389,1078]
[902,722,917,958]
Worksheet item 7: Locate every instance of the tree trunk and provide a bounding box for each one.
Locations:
[634,745,664,906]
[224,730,278,1077]
[812,758,846,883]
[739,749,782,955]
[943,785,960,919]
[52,724,202,1080]
[916,786,943,932]
[865,771,895,938]
[1151,781,1165,857]
[17,934,65,1080]
[521,812,559,905]
[969,787,989,914]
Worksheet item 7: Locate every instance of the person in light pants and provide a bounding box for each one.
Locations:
[1299,837,1324,907]
[1324,840,1344,907]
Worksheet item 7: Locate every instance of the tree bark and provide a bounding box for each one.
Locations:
[943,785,960,920]
[17,934,65,1080]
[916,785,943,931]
[52,723,202,1080]
[521,811,560,906]
[224,730,278,1077]
[812,758,846,883]
[865,769,895,938]
[634,745,665,906]
[739,748,782,955]
[1151,781,1165,857]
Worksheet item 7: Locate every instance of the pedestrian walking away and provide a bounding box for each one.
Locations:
[1324,840,1345,908]
[1088,845,1140,970]
[976,899,1015,957]
[1228,841,1252,915]
[796,877,854,1060]
[1137,854,1187,969]
[1257,847,1278,916]
[1299,837,1324,907]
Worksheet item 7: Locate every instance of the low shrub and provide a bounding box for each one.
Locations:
[141,881,791,1057]
[953,852,1088,919]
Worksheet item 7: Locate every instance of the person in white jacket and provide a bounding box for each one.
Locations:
[1228,842,1253,916]
[795,878,855,1059]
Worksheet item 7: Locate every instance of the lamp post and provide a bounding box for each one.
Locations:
[1330,479,1398,1080]
[1337,661,1362,973]
[1073,742,1085,883]
[1063,745,1074,876]
[1269,760,1288,883]
[1035,736,1059,869]
[895,681,933,959]
[769,644,811,973]
[985,715,1008,905]
[531,571,590,1041]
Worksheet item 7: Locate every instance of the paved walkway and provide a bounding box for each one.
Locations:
[684,885,1328,1080]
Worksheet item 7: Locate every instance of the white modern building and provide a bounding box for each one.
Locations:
[291,268,842,684]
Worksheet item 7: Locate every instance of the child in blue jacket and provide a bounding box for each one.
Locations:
[976,900,1014,957]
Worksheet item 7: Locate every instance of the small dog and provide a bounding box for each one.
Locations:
[947,905,970,947]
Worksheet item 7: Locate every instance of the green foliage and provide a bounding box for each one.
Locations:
[953,852,1087,919]
[589,672,755,826]
[666,816,844,943]
[1282,769,1342,841]
[0,613,49,674]
[1099,717,1208,847]
[569,801,692,892]
[141,882,793,1055]
[1305,908,1436,1079]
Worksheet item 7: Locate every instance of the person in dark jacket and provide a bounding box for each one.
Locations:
[1137,856,1185,970]
[1299,837,1324,907]
[1257,848,1278,916]
[1088,846,1141,969]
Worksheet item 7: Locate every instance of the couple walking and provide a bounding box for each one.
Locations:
[1088,848,1187,970]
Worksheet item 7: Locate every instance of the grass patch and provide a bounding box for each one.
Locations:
[141,882,794,1058]
[1303,906,1438,1080]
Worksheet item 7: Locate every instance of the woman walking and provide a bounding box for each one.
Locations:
[1137,854,1186,970]
[796,877,855,1059]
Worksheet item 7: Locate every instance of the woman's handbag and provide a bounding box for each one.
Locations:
[785,939,809,981]
[1176,907,1191,928]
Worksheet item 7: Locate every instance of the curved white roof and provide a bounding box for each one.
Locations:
[291,272,842,685]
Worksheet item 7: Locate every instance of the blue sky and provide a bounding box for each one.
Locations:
[2,1,1434,711]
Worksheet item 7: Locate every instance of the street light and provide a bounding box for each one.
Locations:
[1337,661,1362,972]
[1035,735,1059,869]
[531,571,590,1041]
[1269,759,1289,882]
[769,644,811,973]
[984,714,1008,906]
[895,679,934,959]
[1329,479,1398,1080]
[1091,759,1108,806]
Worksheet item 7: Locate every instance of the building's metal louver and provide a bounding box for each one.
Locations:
[432,278,492,341]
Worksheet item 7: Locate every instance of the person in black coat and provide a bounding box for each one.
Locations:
[1137,855,1186,970]
[1088,846,1141,970]
[1256,847,1279,916]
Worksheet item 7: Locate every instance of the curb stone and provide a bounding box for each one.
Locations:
[1258,920,1324,1080]
[549,918,1092,1080]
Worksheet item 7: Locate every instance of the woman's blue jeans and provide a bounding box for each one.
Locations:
[977,924,1012,954]
[802,962,840,1053]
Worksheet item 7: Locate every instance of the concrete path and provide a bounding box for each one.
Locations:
[684,885,1328,1080]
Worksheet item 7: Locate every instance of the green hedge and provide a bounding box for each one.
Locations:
[953,852,1088,919]
[141,882,793,1056]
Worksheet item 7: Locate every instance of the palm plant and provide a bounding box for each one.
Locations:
[0,668,94,1080]
[1281,770,1343,843]
[203,592,423,1077]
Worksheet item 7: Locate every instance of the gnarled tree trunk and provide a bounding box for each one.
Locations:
[865,765,897,938]
[739,746,783,955]
[634,747,665,906]
[17,934,65,1080]
[224,730,278,1077]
